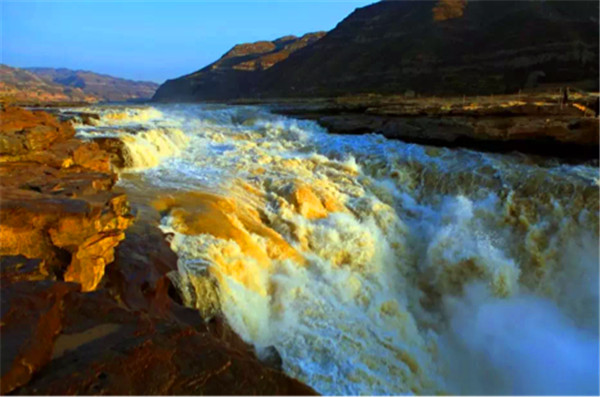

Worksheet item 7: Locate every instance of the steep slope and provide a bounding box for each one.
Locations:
[27,67,159,102]
[153,32,325,101]
[0,65,96,103]
[262,0,599,97]
[154,0,599,101]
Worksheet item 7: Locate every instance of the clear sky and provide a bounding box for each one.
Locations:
[1,1,375,83]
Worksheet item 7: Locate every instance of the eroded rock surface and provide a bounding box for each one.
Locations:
[0,106,131,291]
[0,106,315,395]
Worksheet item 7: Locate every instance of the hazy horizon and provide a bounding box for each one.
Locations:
[2,1,374,84]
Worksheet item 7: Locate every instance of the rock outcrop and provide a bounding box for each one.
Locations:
[154,1,599,101]
[0,106,132,392]
[0,106,316,395]
[0,106,132,294]
[270,92,600,160]
[153,32,325,101]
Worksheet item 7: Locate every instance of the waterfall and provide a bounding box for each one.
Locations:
[73,103,600,395]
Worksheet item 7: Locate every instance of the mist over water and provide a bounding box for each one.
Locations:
[71,104,599,395]
[442,283,599,395]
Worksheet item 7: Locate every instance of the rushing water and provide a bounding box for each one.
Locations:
[70,104,599,395]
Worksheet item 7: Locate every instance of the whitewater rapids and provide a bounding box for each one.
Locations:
[70,104,599,395]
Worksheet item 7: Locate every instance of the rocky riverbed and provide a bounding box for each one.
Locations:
[258,92,600,161]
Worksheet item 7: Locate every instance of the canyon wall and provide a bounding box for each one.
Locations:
[153,32,325,101]
[154,0,599,101]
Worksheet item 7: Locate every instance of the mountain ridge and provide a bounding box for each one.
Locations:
[26,67,159,102]
[0,65,159,104]
[153,32,326,101]
[153,0,599,101]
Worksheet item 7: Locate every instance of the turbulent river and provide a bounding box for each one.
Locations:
[70,104,598,395]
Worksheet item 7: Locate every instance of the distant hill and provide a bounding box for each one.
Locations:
[154,0,599,101]
[0,64,159,104]
[152,32,325,101]
[26,67,159,102]
[0,64,96,104]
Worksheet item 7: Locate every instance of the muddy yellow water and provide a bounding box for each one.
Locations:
[71,104,599,395]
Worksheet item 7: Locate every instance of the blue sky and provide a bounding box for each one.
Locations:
[2,1,374,83]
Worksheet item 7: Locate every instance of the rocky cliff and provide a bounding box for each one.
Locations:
[0,106,316,395]
[154,0,599,101]
[153,32,325,101]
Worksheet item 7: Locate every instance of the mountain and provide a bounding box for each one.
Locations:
[0,65,159,104]
[0,64,96,104]
[153,0,599,101]
[152,32,325,101]
[26,67,159,102]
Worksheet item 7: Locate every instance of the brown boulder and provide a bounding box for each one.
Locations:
[104,217,180,315]
[94,136,127,168]
[0,189,133,292]
[0,107,75,155]
[0,107,132,291]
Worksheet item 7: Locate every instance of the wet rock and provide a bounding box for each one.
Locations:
[259,346,284,371]
[59,111,101,126]
[0,107,112,172]
[72,141,112,173]
[93,137,127,168]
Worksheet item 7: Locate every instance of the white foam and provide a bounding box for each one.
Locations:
[120,127,189,170]
[74,103,599,395]
[441,283,599,395]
